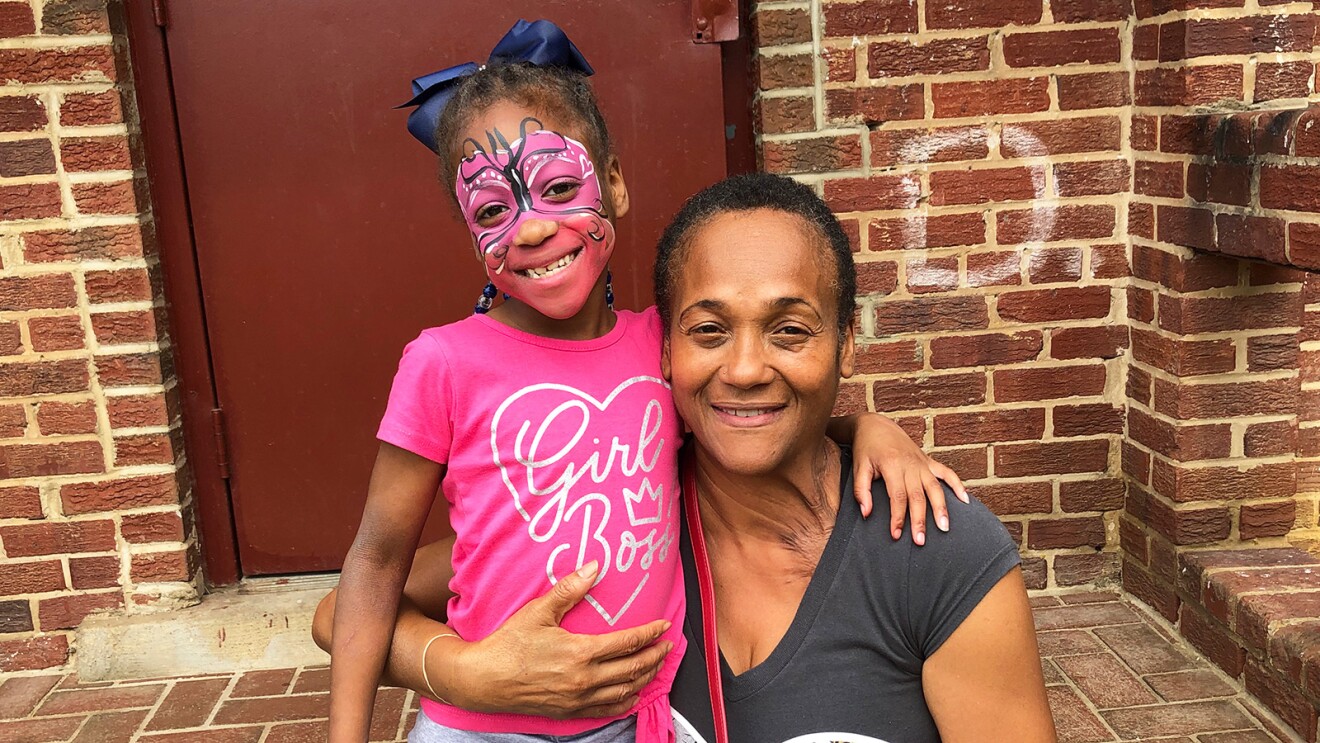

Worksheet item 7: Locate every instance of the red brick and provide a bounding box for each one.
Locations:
[1156,377,1297,419]
[69,555,121,590]
[106,394,169,429]
[1054,160,1129,197]
[1128,285,1155,325]
[1245,420,1296,458]
[933,408,1045,445]
[131,550,191,582]
[871,372,986,412]
[1136,65,1245,107]
[1145,497,1232,545]
[1003,28,1121,67]
[1051,326,1128,360]
[91,310,159,345]
[997,204,1116,243]
[926,0,1042,29]
[121,511,184,544]
[826,84,924,123]
[0,95,46,132]
[1060,478,1125,512]
[905,255,959,294]
[1001,116,1122,157]
[1,519,115,557]
[0,46,115,85]
[1248,334,1297,372]
[1188,162,1251,207]
[0,486,42,520]
[822,0,917,36]
[1056,553,1122,587]
[929,331,1041,368]
[1129,201,1154,238]
[1158,114,1214,155]
[1028,516,1105,549]
[1181,15,1318,59]
[61,475,180,515]
[1255,61,1313,102]
[1027,247,1083,283]
[114,433,176,467]
[758,97,813,136]
[0,561,65,596]
[1134,159,1184,198]
[0,440,103,479]
[60,135,132,172]
[930,166,1040,206]
[869,212,985,251]
[84,268,154,305]
[763,135,862,175]
[1292,222,1320,271]
[41,0,111,34]
[853,341,922,373]
[0,2,34,36]
[38,592,123,631]
[1261,164,1320,213]
[28,315,86,352]
[0,183,62,221]
[1054,404,1124,437]
[931,447,989,480]
[1156,205,1215,251]
[856,261,898,295]
[1130,244,1237,293]
[1057,71,1131,111]
[1130,408,1232,462]
[997,287,1111,323]
[757,53,813,90]
[0,274,76,312]
[1130,329,1236,377]
[821,48,856,84]
[873,295,989,334]
[36,401,97,436]
[1154,460,1296,504]
[95,353,165,387]
[0,634,69,672]
[1178,605,1245,679]
[0,321,22,357]
[60,90,123,127]
[145,677,232,732]
[870,125,988,166]
[995,365,1107,403]
[23,224,145,262]
[973,480,1052,516]
[868,37,989,77]
[73,180,140,216]
[966,251,1022,287]
[0,405,25,438]
[755,7,811,46]
[0,138,54,177]
[824,175,919,212]
[1052,0,1132,22]
[932,77,1050,117]
[1245,658,1317,741]
[995,440,1110,477]
[1240,501,1296,540]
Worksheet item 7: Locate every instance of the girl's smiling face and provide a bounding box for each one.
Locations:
[454,101,627,320]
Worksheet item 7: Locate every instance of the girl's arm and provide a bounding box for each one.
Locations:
[329,443,443,742]
[828,413,969,544]
[921,567,1058,742]
[313,540,672,719]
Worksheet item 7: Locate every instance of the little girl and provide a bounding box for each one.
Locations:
[328,19,966,743]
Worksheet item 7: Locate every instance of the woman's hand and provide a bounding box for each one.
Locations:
[844,414,969,545]
[441,561,675,719]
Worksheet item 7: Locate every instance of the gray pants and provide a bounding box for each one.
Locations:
[407,713,636,743]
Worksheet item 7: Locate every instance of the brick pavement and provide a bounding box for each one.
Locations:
[0,591,1302,742]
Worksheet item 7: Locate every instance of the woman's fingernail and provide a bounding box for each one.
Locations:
[915,531,926,546]
[575,561,599,578]
[938,515,949,532]
[661,621,672,632]
[959,490,971,503]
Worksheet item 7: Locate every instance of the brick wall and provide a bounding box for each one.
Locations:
[0,0,198,673]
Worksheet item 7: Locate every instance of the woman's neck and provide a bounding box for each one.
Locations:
[694,439,843,551]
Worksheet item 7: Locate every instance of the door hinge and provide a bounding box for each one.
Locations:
[691,0,739,43]
[151,0,167,28]
[211,408,231,480]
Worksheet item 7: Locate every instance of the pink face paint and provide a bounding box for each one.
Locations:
[455,121,615,320]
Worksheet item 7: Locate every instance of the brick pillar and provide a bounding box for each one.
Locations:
[0,0,198,672]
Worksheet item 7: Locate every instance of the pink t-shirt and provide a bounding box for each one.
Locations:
[378,307,686,740]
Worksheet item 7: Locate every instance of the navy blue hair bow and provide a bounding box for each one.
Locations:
[400,19,595,153]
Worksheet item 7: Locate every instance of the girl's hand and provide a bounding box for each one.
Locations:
[442,562,674,719]
[849,414,969,545]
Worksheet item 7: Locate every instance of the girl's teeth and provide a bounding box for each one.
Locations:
[521,251,577,278]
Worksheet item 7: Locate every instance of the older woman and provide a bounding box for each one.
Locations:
[314,174,1055,742]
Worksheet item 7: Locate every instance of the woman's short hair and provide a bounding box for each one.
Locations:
[653,172,857,333]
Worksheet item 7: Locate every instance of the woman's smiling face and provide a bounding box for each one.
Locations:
[663,208,855,476]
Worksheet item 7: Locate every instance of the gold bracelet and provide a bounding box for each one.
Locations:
[421,633,460,704]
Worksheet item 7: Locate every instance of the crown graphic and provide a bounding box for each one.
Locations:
[624,478,664,527]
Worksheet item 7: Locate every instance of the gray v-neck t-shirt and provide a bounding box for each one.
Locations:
[670,451,1021,743]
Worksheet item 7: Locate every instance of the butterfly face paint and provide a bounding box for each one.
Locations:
[456,119,615,320]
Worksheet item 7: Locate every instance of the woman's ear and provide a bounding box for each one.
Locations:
[661,335,672,381]
[605,156,629,220]
[839,324,856,379]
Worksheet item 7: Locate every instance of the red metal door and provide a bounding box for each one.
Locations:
[161,2,736,575]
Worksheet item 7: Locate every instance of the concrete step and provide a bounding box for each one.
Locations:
[74,575,335,682]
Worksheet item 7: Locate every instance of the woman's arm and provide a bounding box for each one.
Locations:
[828,413,969,543]
[328,443,443,742]
[921,567,1057,742]
[314,540,673,719]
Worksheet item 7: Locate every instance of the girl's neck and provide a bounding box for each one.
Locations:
[694,440,842,551]
[485,280,616,340]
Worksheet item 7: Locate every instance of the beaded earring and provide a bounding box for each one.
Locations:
[605,269,614,310]
[474,281,497,314]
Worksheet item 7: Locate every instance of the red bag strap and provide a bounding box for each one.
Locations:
[682,449,729,743]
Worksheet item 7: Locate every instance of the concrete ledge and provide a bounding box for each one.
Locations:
[75,579,333,682]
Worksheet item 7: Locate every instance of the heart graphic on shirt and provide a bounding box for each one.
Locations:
[490,377,671,626]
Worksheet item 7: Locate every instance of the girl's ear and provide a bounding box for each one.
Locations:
[661,334,672,381]
[605,155,629,220]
